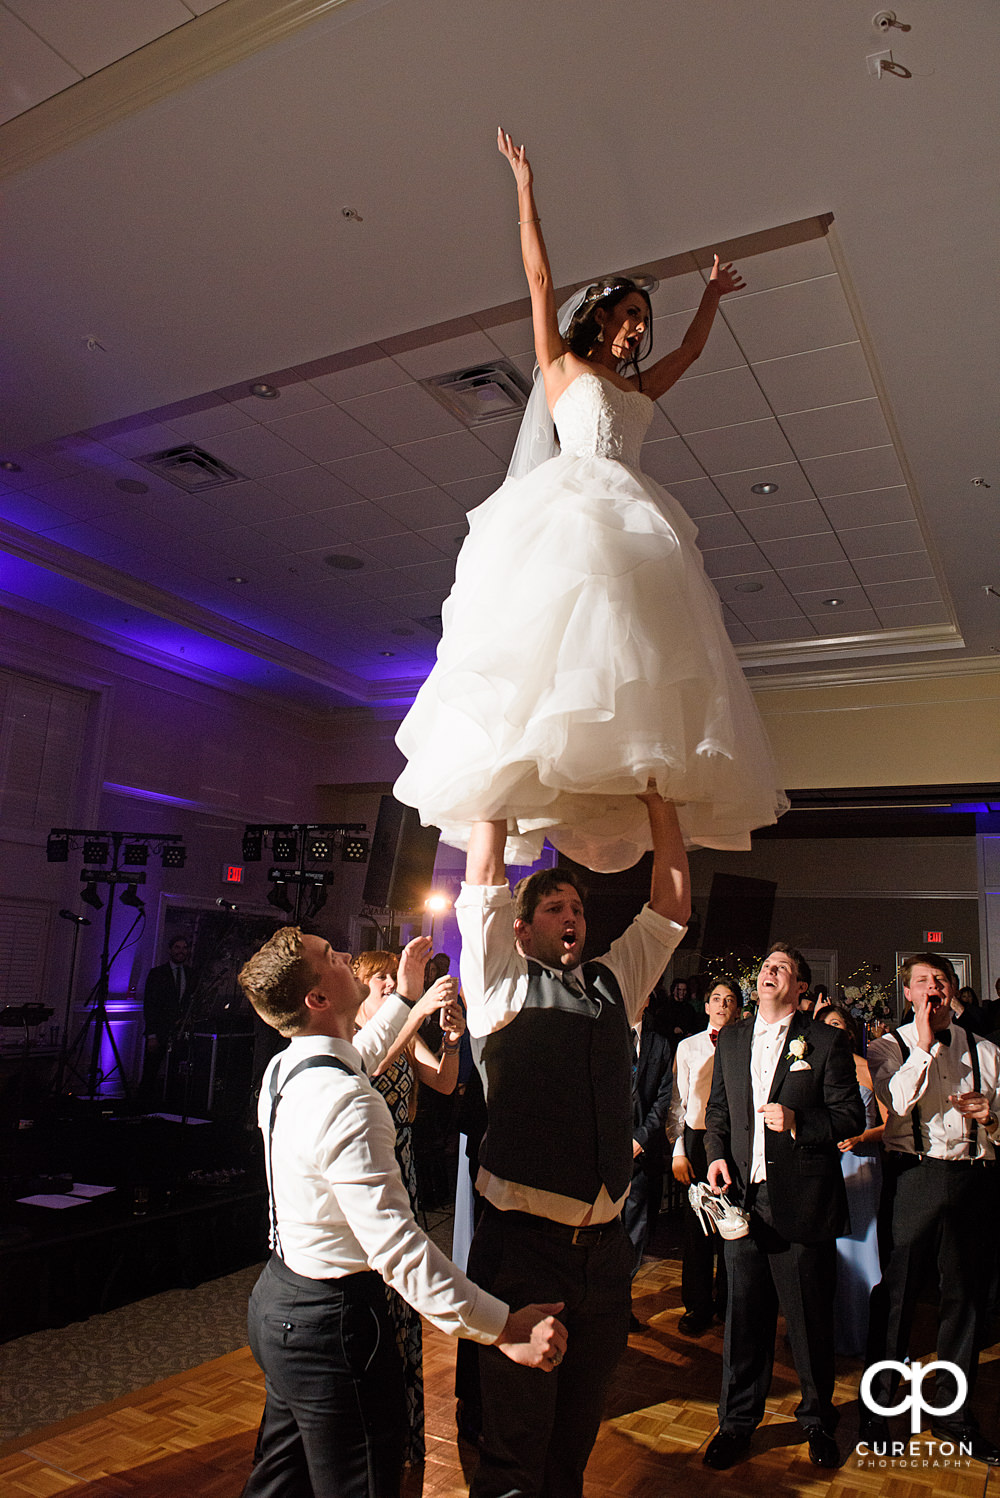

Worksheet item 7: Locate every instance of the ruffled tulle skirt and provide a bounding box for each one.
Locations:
[394,452,788,872]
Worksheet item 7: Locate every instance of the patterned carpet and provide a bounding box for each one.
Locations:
[0,1207,458,1445]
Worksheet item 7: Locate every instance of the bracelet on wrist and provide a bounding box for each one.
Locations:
[443,1040,461,1054]
[518,216,540,226]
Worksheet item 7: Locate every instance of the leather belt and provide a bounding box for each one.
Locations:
[492,1205,621,1246]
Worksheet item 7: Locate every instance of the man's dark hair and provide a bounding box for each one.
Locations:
[513,867,587,926]
[900,952,957,989]
[239,926,314,1036]
[766,941,811,989]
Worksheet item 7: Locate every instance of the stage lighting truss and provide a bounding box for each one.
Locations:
[341,836,369,864]
[306,837,332,864]
[272,831,298,863]
[123,843,149,866]
[83,839,110,864]
[49,829,187,886]
[242,829,263,862]
[161,844,187,869]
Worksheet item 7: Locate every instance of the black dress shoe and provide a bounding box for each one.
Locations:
[703,1431,751,1470]
[678,1312,713,1336]
[857,1413,889,1446]
[805,1429,840,1468]
[929,1426,1000,1465]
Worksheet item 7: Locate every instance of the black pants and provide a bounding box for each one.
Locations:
[242,1255,406,1498]
[680,1126,728,1320]
[467,1205,630,1498]
[622,1157,665,1278]
[719,1184,837,1437]
[865,1155,995,1429]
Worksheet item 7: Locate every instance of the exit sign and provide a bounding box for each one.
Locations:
[923,929,943,944]
[224,865,245,885]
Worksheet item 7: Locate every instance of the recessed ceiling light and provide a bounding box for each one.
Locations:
[116,478,149,494]
[734,581,764,594]
[1,460,22,472]
[228,575,248,583]
[750,481,779,495]
[380,651,395,657]
[249,382,279,399]
[823,597,843,607]
[325,553,365,571]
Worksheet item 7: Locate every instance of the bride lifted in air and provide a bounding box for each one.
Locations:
[393,130,787,873]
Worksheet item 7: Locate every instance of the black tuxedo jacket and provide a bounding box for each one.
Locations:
[632,1025,674,1167]
[704,1011,864,1243]
[143,962,195,1042]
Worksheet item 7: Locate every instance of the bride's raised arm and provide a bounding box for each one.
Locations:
[636,256,745,402]
[497,129,571,399]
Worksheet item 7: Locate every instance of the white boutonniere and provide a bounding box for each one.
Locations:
[787,1035,812,1072]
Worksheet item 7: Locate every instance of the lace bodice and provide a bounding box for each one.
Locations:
[553,371,654,467]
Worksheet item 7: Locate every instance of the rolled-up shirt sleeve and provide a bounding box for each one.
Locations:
[600,905,686,1024]
[457,883,527,1039]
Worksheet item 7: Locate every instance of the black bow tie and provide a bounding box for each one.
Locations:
[935,1028,951,1047]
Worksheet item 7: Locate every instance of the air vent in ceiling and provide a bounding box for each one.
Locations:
[422,360,531,427]
[138,444,244,492]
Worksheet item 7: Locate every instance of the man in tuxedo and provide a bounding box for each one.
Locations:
[622,994,674,1327]
[140,935,193,1100]
[704,943,864,1471]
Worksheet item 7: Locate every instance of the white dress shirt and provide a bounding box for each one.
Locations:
[668,1028,717,1156]
[868,1021,1000,1161]
[260,995,507,1344]
[749,1012,793,1183]
[457,881,685,1225]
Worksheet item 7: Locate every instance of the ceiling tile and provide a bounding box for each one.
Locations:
[660,366,772,435]
[266,404,383,463]
[378,488,468,529]
[714,460,815,510]
[700,543,769,579]
[721,277,857,362]
[199,424,316,479]
[5,0,191,77]
[0,10,80,125]
[392,558,458,596]
[663,478,729,518]
[250,511,362,552]
[803,445,904,498]
[397,432,505,486]
[260,466,362,511]
[840,519,926,560]
[474,418,521,462]
[154,398,255,442]
[355,532,441,568]
[851,551,935,585]
[749,617,818,642]
[718,575,804,624]
[812,607,883,635]
[782,560,863,595]
[821,486,915,531]
[752,342,874,415]
[740,500,832,543]
[419,520,469,556]
[42,521,136,564]
[303,502,405,548]
[779,399,891,460]
[640,437,706,487]
[18,471,122,522]
[0,490,79,530]
[305,357,409,402]
[199,482,303,525]
[647,266,703,317]
[392,330,503,379]
[342,384,463,445]
[644,404,677,440]
[759,533,847,570]
[95,420,188,459]
[796,586,870,616]
[655,308,744,376]
[723,616,754,645]
[692,512,751,550]
[479,314,534,357]
[724,237,835,296]
[327,447,429,500]
[864,576,943,610]
[444,474,505,511]
[876,601,952,628]
[685,419,795,475]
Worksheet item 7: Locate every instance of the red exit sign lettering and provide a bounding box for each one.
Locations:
[224,865,245,884]
[923,929,943,944]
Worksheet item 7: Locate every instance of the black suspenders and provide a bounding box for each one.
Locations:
[267,1054,354,1260]
[893,1028,981,1157]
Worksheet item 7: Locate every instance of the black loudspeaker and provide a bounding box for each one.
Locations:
[362,796,440,912]
[700,873,777,965]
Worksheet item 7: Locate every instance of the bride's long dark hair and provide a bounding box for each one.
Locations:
[563,278,654,388]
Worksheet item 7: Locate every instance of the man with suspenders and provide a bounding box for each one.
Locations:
[238,927,566,1498]
[863,953,1000,1464]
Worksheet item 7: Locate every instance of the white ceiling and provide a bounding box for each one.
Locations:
[1,0,998,716]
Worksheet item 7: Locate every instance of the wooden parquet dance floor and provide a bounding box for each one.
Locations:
[3,1252,999,1497]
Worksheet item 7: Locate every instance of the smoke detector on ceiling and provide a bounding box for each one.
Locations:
[422,360,531,427]
[138,444,243,492]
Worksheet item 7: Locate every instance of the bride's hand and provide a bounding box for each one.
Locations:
[497,127,532,188]
[709,254,746,296]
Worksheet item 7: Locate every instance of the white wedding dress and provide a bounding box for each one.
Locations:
[394,369,788,872]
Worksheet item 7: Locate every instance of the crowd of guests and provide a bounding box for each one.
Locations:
[233,840,1000,1498]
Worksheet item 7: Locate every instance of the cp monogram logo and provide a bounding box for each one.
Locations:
[860,1359,968,1436]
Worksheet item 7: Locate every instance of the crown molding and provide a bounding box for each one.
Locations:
[736,622,964,675]
[747,652,1000,694]
[0,0,368,182]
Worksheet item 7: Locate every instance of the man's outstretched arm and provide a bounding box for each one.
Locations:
[639,791,691,929]
[465,819,508,888]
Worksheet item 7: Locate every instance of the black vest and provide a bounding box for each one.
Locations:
[479,960,633,1205]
